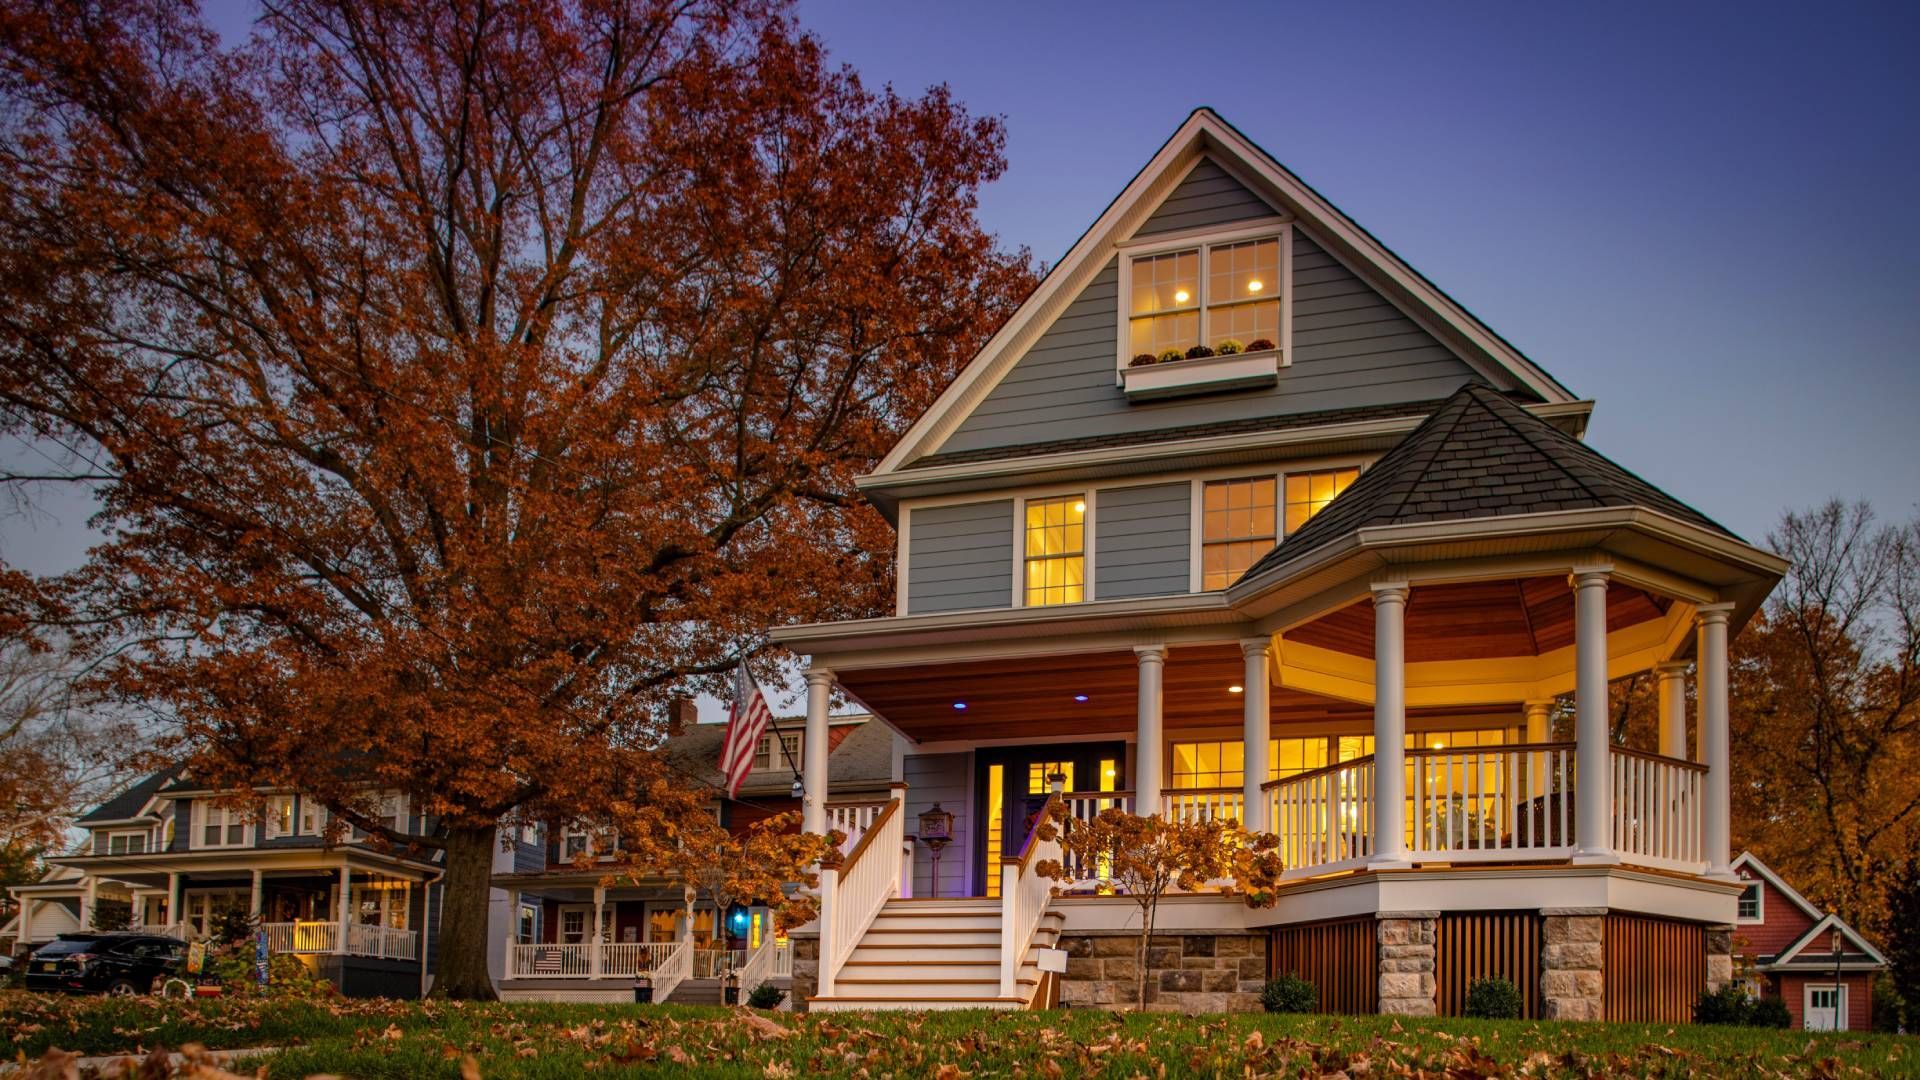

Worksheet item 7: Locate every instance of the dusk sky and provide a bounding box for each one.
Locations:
[2,0,1915,579]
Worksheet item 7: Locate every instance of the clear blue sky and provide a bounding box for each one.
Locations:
[2,0,1916,581]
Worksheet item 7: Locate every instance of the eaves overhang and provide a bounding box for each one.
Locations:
[773,591,1243,661]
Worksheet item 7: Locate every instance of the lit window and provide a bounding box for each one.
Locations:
[1271,737,1330,781]
[1127,238,1282,359]
[1202,477,1278,590]
[1284,468,1359,534]
[755,732,802,772]
[265,795,294,839]
[1026,762,1075,794]
[1173,738,1331,789]
[298,799,323,836]
[1024,496,1086,607]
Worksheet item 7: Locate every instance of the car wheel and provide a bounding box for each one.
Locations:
[106,979,139,997]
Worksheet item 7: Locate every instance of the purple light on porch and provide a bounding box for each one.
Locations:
[1074,694,1088,702]
[952,702,967,710]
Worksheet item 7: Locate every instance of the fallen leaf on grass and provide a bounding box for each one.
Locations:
[738,1011,793,1042]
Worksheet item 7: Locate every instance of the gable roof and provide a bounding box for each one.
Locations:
[77,770,174,824]
[1238,383,1737,582]
[871,108,1578,477]
[1731,852,1888,969]
[1731,851,1825,922]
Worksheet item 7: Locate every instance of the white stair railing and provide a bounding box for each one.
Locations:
[651,937,693,1002]
[1000,791,1063,1001]
[735,937,777,995]
[826,800,888,853]
[817,789,904,997]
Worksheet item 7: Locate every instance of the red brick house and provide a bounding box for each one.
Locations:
[1730,852,1886,1030]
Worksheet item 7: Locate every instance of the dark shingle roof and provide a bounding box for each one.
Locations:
[1239,383,1736,580]
[903,399,1451,471]
[77,770,175,824]
[662,715,894,798]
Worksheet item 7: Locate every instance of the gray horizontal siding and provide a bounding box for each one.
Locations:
[906,500,1014,614]
[1095,483,1191,599]
[1134,157,1276,237]
[936,229,1493,459]
[903,753,969,899]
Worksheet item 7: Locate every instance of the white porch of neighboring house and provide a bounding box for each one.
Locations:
[489,875,795,1004]
[775,498,1785,1013]
[33,849,432,966]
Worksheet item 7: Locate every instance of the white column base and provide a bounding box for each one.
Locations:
[1570,852,1623,866]
[1366,857,1414,871]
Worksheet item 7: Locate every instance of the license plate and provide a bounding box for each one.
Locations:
[35,962,54,972]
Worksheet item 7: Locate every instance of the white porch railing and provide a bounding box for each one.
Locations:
[1000,791,1063,1001]
[692,947,748,980]
[652,937,693,1003]
[343,923,418,961]
[772,939,793,978]
[262,921,338,955]
[1161,786,1244,825]
[736,938,776,992]
[1407,743,1577,861]
[1057,791,1132,884]
[818,793,904,997]
[506,941,692,979]
[827,800,887,853]
[1612,747,1707,873]
[599,942,677,978]
[1266,758,1376,879]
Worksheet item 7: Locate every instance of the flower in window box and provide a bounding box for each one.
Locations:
[1215,339,1244,355]
[1245,338,1275,353]
[1156,349,1185,364]
[1129,353,1158,368]
[1185,344,1215,360]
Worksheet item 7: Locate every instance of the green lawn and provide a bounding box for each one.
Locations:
[0,993,1913,1077]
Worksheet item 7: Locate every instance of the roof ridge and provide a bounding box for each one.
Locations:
[1460,385,1613,508]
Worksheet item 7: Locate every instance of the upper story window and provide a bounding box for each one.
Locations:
[195,803,247,848]
[1127,237,1280,360]
[97,830,148,855]
[755,731,801,772]
[299,799,323,836]
[1024,495,1086,606]
[1737,881,1763,922]
[1283,468,1359,534]
[264,795,295,839]
[561,824,591,861]
[1202,477,1277,590]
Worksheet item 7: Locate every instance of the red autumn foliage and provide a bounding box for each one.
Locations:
[0,0,1032,996]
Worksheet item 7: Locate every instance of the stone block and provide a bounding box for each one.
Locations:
[1543,941,1601,970]
[1238,957,1267,979]
[1147,935,1184,950]
[1182,935,1215,957]
[1182,956,1216,971]
[1103,956,1139,982]
[1379,996,1437,1017]
[1706,928,1732,955]
[1226,992,1264,1013]
[1178,991,1228,1013]
[1160,969,1203,993]
[1377,921,1410,946]
[1092,935,1137,958]
[1238,980,1266,994]
[1544,915,1603,945]
[1213,935,1252,958]
[1061,980,1095,1005]
[1062,957,1098,983]
[1062,936,1095,959]
[1378,972,1426,1000]
[1147,946,1180,969]
[1202,968,1240,992]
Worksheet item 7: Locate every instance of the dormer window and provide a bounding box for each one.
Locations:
[1117,224,1290,401]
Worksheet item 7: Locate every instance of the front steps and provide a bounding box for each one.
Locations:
[808,897,1064,1012]
[666,977,725,1005]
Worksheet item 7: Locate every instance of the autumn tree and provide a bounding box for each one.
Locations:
[640,809,828,965]
[1037,808,1283,1010]
[0,641,137,858]
[1730,501,1920,936]
[0,0,1031,997]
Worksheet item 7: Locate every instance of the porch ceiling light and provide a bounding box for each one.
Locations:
[1074,694,1089,702]
[1228,685,1244,694]
[952,702,967,710]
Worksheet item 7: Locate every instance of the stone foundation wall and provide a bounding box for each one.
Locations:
[1058,932,1267,1013]
[788,933,819,1012]
[1376,912,1437,1016]
[1706,923,1733,990]
[1540,909,1604,1020]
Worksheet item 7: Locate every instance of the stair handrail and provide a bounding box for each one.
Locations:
[651,935,693,1003]
[817,783,905,997]
[1000,790,1064,1001]
[735,935,776,996]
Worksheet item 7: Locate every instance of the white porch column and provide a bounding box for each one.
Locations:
[504,887,521,972]
[1370,583,1411,867]
[338,866,352,952]
[1524,700,1553,798]
[1698,603,1735,878]
[17,895,30,947]
[166,872,180,930]
[1572,568,1616,862]
[1240,637,1272,832]
[1655,661,1690,760]
[1133,645,1167,817]
[802,668,833,837]
[590,885,606,978]
[79,876,96,930]
[249,869,264,918]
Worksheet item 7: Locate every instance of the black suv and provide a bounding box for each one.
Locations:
[25,933,187,996]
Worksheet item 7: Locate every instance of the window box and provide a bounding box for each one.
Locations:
[1122,347,1279,402]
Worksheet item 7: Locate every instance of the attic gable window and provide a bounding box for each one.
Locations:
[1117,223,1290,401]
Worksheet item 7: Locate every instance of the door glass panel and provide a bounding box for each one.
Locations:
[1026,761,1074,793]
[984,765,1004,899]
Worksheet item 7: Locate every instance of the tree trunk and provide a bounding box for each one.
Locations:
[430,823,501,1000]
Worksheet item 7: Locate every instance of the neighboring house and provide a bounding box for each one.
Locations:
[488,712,896,1002]
[5,771,444,998]
[771,108,1788,1018]
[1730,852,1886,1031]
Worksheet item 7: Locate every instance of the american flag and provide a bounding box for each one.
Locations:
[718,661,775,798]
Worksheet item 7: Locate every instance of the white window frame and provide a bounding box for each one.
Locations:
[1181,457,1370,593]
[99,829,149,856]
[1803,983,1848,1031]
[1010,488,1096,609]
[298,798,324,836]
[1113,219,1293,379]
[755,731,802,772]
[560,824,593,861]
[1736,879,1764,923]
[263,795,295,840]
[557,903,612,945]
[191,802,249,850]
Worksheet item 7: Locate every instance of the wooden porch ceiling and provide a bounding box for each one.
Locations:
[839,643,1491,743]
[1285,576,1672,663]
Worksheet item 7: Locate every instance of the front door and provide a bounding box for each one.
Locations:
[1805,984,1846,1030]
[973,742,1125,896]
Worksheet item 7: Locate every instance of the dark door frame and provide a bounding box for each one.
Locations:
[971,741,1126,896]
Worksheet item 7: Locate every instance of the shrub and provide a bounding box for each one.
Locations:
[1156,349,1185,364]
[209,905,256,946]
[1129,353,1157,368]
[1184,344,1215,360]
[1873,972,1904,1032]
[1246,337,1276,352]
[1215,338,1244,355]
[1694,982,1754,1026]
[1748,994,1791,1029]
[91,900,133,933]
[746,981,784,1009]
[1261,973,1316,1013]
[1463,976,1523,1019]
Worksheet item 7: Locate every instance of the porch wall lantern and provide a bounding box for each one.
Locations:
[917,804,955,899]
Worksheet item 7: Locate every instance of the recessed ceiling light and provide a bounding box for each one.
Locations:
[1247,279,1263,293]
[1074,694,1089,702]
[1173,289,1190,304]
[1072,500,1086,514]
[953,702,967,710]
[1228,685,1244,694]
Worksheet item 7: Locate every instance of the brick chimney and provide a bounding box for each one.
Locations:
[666,695,697,737]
